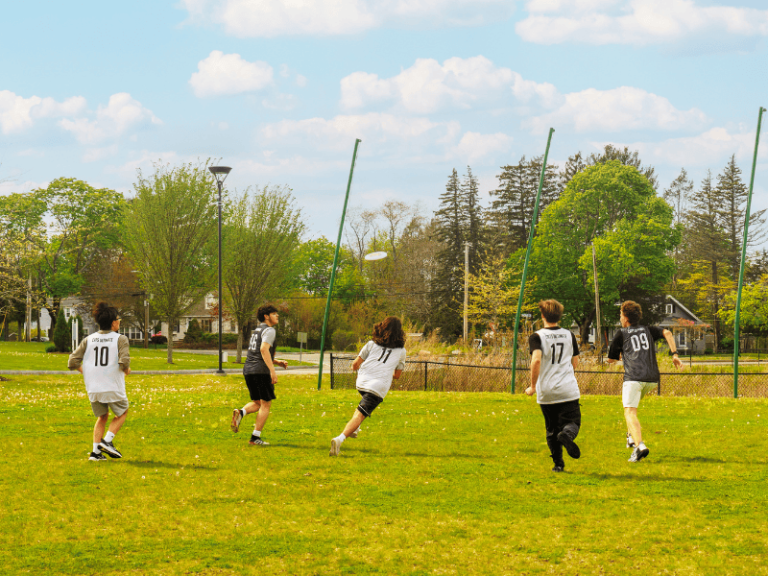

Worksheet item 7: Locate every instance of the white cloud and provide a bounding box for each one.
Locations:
[449,132,513,164]
[0,91,86,134]
[59,93,161,145]
[340,56,561,113]
[189,51,274,97]
[527,86,707,133]
[612,126,768,168]
[0,179,50,197]
[517,0,768,46]
[179,0,514,37]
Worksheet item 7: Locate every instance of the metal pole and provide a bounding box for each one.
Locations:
[511,128,555,393]
[591,243,602,357]
[318,138,362,390]
[733,106,766,399]
[463,242,470,343]
[217,179,224,375]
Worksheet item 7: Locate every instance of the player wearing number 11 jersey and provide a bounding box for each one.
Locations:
[68,302,131,461]
[526,300,582,472]
[607,301,682,463]
[330,316,407,456]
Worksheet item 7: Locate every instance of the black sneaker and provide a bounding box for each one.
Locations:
[89,451,107,461]
[628,446,650,463]
[557,431,581,459]
[249,435,270,446]
[98,439,122,459]
[552,464,565,472]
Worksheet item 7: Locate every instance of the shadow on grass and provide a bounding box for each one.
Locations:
[122,460,218,470]
[341,446,490,460]
[580,470,707,482]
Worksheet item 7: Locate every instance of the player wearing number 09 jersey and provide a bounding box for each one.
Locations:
[526,299,582,472]
[607,301,682,463]
[68,302,131,461]
[330,316,407,456]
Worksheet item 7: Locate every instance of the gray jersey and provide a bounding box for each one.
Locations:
[530,327,580,405]
[243,323,277,375]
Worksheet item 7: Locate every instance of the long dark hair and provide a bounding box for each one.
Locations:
[372,316,405,349]
[93,302,118,330]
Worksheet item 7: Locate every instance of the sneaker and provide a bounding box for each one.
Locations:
[552,464,565,472]
[98,439,122,459]
[231,408,243,432]
[88,451,107,461]
[557,431,581,459]
[626,432,636,449]
[249,435,269,446]
[329,437,342,456]
[349,429,359,438]
[628,446,650,463]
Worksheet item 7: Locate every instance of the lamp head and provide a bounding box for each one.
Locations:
[208,166,232,185]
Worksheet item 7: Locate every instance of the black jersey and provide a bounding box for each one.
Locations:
[608,325,665,383]
[243,323,276,375]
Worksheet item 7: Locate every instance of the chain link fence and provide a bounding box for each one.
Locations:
[329,354,768,398]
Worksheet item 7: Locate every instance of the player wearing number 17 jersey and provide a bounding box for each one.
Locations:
[68,302,131,461]
[329,316,407,456]
[526,300,582,472]
[607,301,682,463]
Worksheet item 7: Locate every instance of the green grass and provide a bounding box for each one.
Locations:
[0,342,314,371]
[1,373,766,575]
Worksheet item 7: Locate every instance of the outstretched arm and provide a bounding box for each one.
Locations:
[662,329,683,369]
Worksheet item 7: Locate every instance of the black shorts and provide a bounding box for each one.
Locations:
[356,390,383,417]
[244,373,276,402]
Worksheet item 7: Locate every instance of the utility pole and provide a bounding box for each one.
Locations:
[25,271,32,342]
[591,243,602,357]
[144,296,149,349]
[463,242,470,343]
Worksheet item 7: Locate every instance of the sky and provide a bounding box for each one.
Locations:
[1,0,767,243]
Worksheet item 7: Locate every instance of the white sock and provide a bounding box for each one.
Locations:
[335,434,346,443]
[241,407,248,416]
[638,442,647,450]
[253,430,261,437]
[93,443,101,453]
[104,431,115,443]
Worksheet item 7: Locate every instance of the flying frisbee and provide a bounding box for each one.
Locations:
[364,251,388,261]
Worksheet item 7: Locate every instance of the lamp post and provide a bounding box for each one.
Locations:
[588,242,602,358]
[209,166,231,375]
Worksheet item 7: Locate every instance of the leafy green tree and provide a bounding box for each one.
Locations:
[559,151,587,192]
[123,161,219,364]
[587,144,658,189]
[663,168,693,287]
[720,274,768,337]
[224,185,306,362]
[523,161,679,343]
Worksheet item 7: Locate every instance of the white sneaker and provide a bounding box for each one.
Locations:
[329,438,342,456]
[628,446,650,462]
[231,408,243,432]
[349,428,359,438]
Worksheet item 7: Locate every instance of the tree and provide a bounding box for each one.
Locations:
[32,179,125,335]
[523,161,679,344]
[466,252,527,329]
[720,274,768,337]
[663,168,693,287]
[587,144,658,189]
[123,161,219,364]
[53,307,70,352]
[559,152,587,192]
[223,185,306,362]
[461,167,484,274]
[488,156,559,258]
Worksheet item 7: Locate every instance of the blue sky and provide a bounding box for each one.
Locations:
[2,0,767,243]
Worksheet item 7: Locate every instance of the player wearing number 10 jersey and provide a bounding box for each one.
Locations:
[607,301,682,463]
[330,316,407,456]
[526,300,582,472]
[68,302,131,461]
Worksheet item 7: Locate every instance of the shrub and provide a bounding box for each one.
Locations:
[332,329,357,351]
[46,345,57,353]
[151,334,168,345]
[184,319,203,343]
[53,308,71,353]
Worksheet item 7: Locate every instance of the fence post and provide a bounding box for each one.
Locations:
[657,374,661,397]
[424,362,428,391]
[330,354,334,390]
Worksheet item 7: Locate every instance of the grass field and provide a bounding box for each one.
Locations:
[0,342,313,371]
[1,373,766,575]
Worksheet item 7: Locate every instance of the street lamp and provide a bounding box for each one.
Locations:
[209,165,231,375]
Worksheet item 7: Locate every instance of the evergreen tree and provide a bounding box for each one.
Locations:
[558,151,587,192]
[461,166,484,274]
[53,307,70,352]
[488,155,559,258]
[587,144,658,189]
[663,168,693,287]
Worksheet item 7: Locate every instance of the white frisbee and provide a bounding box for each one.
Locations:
[364,251,388,261]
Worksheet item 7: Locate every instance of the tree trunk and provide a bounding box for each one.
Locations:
[711,261,720,352]
[167,316,174,364]
[579,310,596,349]
[236,328,244,363]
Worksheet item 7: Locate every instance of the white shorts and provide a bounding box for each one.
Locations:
[622,381,657,408]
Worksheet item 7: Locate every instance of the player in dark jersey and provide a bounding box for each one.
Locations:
[607,301,682,462]
[229,304,288,445]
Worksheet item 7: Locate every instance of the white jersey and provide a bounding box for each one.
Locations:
[534,327,580,405]
[355,340,407,399]
[81,331,127,403]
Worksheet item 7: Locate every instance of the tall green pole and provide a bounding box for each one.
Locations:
[511,128,555,393]
[733,107,766,399]
[317,138,362,390]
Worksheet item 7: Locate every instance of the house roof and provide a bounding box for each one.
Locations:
[665,295,705,325]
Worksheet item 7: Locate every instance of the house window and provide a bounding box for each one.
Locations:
[200,318,212,332]
[665,303,674,314]
[64,307,72,319]
[205,294,217,310]
[679,332,687,346]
